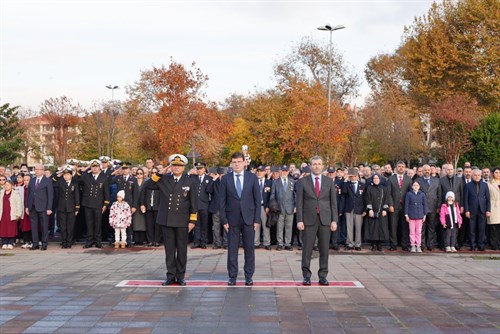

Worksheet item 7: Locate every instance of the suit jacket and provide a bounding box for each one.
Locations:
[387,174,412,210]
[207,178,221,214]
[51,176,80,213]
[111,175,139,209]
[190,174,213,211]
[464,181,491,215]
[26,176,54,212]
[220,171,261,226]
[270,177,295,214]
[149,174,197,227]
[140,179,160,211]
[341,180,366,215]
[296,174,338,226]
[439,176,464,206]
[334,177,345,214]
[80,172,110,209]
[258,178,273,208]
[417,176,442,213]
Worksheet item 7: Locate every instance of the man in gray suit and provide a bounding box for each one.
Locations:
[270,164,296,250]
[417,164,442,251]
[296,156,338,286]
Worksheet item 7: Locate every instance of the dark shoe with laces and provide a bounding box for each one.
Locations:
[245,279,253,286]
[319,278,329,286]
[302,277,311,286]
[227,277,237,286]
[177,279,186,286]
[162,278,176,286]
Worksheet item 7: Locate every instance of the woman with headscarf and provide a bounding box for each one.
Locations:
[364,174,390,251]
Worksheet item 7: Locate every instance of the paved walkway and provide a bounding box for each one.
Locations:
[1,245,499,334]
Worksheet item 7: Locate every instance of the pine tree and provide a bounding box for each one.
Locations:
[0,103,24,165]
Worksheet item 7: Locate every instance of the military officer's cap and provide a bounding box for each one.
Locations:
[120,161,132,169]
[280,164,289,171]
[327,166,336,173]
[82,161,90,167]
[207,167,216,174]
[194,161,206,169]
[168,154,188,166]
[256,165,265,171]
[66,159,78,165]
[62,165,74,174]
[89,159,101,168]
[99,156,111,163]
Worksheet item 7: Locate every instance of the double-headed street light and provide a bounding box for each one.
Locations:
[105,85,119,101]
[317,24,345,119]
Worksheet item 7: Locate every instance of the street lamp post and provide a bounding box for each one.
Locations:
[317,24,345,164]
[317,24,345,119]
[105,85,119,101]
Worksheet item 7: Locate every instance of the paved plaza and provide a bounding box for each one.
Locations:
[1,245,499,334]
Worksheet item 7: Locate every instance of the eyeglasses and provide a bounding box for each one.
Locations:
[136,172,144,175]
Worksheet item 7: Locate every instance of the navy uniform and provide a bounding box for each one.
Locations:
[79,159,110,248]
[99,156,114,243]
[140,178,161,246]
[52,166,80,248]
[150,154,197,286]
[99,156,114,178]
[190,162,213,249]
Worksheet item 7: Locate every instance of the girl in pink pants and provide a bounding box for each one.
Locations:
[404,182,428,253]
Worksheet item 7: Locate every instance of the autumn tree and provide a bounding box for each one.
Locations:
[0,103,24,165]
[464,112,500,167]
[430,94,484,168]
[126,60,230,165]
[39,97,82,166]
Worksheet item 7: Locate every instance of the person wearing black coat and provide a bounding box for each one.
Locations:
[140,176,161,247]
[190,162,213,249]
[364,174,390,251]
[254,165,273,250]
[207,168,226,249]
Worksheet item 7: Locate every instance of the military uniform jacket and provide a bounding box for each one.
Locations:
[190,174,213,210]
[111,175,139,209]
[52,175,80,213]
[79,172,110,209]
[149,174,197,227]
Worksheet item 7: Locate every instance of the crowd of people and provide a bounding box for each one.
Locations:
[0,156,499,254]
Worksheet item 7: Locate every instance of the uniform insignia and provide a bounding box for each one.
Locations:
[264,187,270,192]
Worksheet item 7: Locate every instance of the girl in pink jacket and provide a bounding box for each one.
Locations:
[440,191,462,253]
[109,190,132,249]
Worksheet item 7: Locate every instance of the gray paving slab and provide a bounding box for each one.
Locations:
[0,245,499,333]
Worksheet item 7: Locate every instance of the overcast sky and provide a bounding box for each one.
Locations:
[1,0,434,111]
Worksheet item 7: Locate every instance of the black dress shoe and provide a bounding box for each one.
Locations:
[402,247,409,251]
[191,243,200,249]
[354,247,362,251]
[276,245,283,251]
[371,245,376,251]
[227,278,237,286]
[222,245,227,249]
[245,279,253,286]
[377,244,383,251]
[298,246,303,250]
[83,243,93,249]
[319,278,329,286]
[95,243,102,248]
[302,278,311,286]
[264,245,272,250]
[285,246,293,251]
[41,245,47,251]
[177,279,186,286]
[330,245,340,251]
[478,246,485,251]
[154,243,160,247]
[201,244,207,249]
[213,245,221,249]
[162,278,176,286]
[30,246,39,251]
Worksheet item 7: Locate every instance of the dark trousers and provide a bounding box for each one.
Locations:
[227,214,255,279]
[74,208,86,241]
[422,212,438,249]
[302,214,330,279]
[193,209,209,246]
[488,224,500,249]
[30,209,49,247]
[457,214,470,247]
[84,207,102,244]
[390,208,409,248]
[161,225,188,280]
[469,213,487,249]
[444,224,458,247]
[101,210,113,242]
[146,210,161,244]
[58,211,76,244]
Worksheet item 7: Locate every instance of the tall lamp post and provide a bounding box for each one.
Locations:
[317,24,345,164]
[317,24,345,119]
[105,85,119,101]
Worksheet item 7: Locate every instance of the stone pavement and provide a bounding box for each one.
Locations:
[1,245,499,334]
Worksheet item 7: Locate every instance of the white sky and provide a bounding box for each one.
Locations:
[1,0,434,111]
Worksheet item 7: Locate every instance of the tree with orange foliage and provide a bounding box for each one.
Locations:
[126,60,230,165]
[40,96,82,166]
[430,94,484,168]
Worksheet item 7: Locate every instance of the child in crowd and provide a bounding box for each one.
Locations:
[404,181,428,253]
[109,190,132,249]
[440,191,462,252]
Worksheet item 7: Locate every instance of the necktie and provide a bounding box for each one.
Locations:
[353,182,357,193]
[427,178,430,185]
[399,176,403,188]
[283,178,287,192]
[174,178,178,183]
[35,178,40,189]
[199,176,203,184]
[315,176,320,197]
[260,180,264,193]
[236,174,242,198]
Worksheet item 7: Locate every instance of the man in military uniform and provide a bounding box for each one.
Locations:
[150,154,197,286]
[79,159,110,248]
[111,162,138,246]
[52,165,80,248]
[99,156,114,177]
[190,161,213,249]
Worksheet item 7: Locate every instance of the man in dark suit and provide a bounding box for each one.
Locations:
[190,162,213,249]
[440,164,464,249]
[464,169,491,251]
[417,164,442,250]
[51,166,80,248]
[220,152,261,286]
[79,159,110,248]
[296,156,338,286]
[387,161,412,250]
[254,165,273,250]
[25,164,54,250]
[342,168,366,251]
[150,154,197,286]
